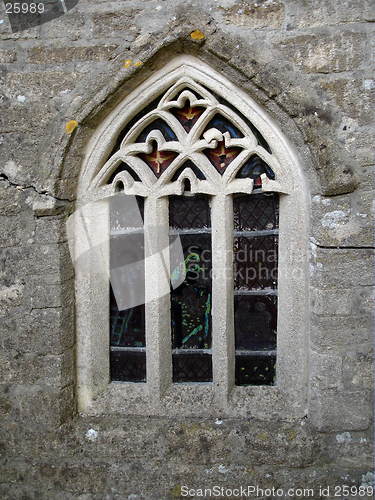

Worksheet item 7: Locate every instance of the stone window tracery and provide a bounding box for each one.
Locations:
[102,79,281,387]
[73,56,308,417]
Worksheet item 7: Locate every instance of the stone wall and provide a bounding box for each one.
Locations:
[0,0,373,498]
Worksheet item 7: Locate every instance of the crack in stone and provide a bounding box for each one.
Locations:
[0,173,71,203]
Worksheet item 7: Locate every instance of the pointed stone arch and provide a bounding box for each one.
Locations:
[73,56,310,418]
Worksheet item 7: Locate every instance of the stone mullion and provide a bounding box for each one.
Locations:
[144,195,172,402]
[211,193,235,407]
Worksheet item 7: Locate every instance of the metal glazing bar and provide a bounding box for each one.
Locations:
[235,350,277,356]
[172,349,212,355]
[233,229,279,238]
[234,289,278,296]
[110,347,146,352]
[169,228,212,235]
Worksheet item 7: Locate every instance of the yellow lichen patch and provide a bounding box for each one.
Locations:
[124,59,132,68]
[285,429,297,440]
[190,30,204,40]
[257,432,268,443]
[133,61,142,67]
[66,120,78,135]
[170,485,182,498]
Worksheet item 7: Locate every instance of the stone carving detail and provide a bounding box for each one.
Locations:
[94,78,287,198]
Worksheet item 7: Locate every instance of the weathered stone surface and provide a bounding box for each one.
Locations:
[310,192,374,247]
[28,44,119,64]
[0,48,17,63]
[0,1,373,496]
[6,71,81,100]
[91,10,142,39]
[286,0,375,27]
[3,306,74,355]
[311,314,373,351]
[343,351,374,390]
[39,10,87,40]
[311,248,374,288]
[310,351,342,390]
[310,286,353,316]
[318,78,375,126]
[275,32,366,73]
[309,389,372,432]
[219,0,285,28]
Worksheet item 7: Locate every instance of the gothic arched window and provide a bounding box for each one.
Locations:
[73,57,308,417]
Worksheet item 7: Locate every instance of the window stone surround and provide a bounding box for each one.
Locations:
[73,56,310,419]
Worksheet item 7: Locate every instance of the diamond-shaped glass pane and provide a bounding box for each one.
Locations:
[169,195,211,229]
[234,236,278,290]
[173,353,212,383]
[234,193,279,231]
[110,351,146,382]
[234,295,277,351]
[235,355,275,386]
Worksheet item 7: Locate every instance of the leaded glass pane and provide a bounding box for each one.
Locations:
[169,195,211,229]
[171,233,212,351]
[202,114,244,139]
[139,144,178,178]
[171,105,205,133]
[234,295,277,351]
[235,355,276,386]
[234,236,278,290]
[170,195,212,383]
[110,287,145,348]
[234,191,278,387]
[236,156,275,189]
[135,118,177,142]
[110,196,146,382]
[110,195,144,231]
[110,351,146,382]
[173,353,212,383]
[234,193,279,232]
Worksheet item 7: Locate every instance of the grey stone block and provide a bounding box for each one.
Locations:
[309,389,372,431]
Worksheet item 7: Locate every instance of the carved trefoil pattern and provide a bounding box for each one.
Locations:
[91,78,287,197]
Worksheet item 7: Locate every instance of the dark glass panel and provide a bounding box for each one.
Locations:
[236,156,275,189]
[234,235,278,290]
[233,193,279,232]
[110,232,145,315]
[173,353,212,383]
[110,195,144,231]
[169,195,211,230]
[171,88,203,101]
[139,143,178,178]
[107,162,141,185]
[171,233,212,351]
[171,160,206,181]
[110,287,145,347]
[135,118,177,142]
[234,295,277,351]
[107,95,163,159]
[201,114,243,175]
[110,351,146,382]
[202,114,244,139]
[200,86,272,153]
[171,105,205,133]
[235,355,276,386]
